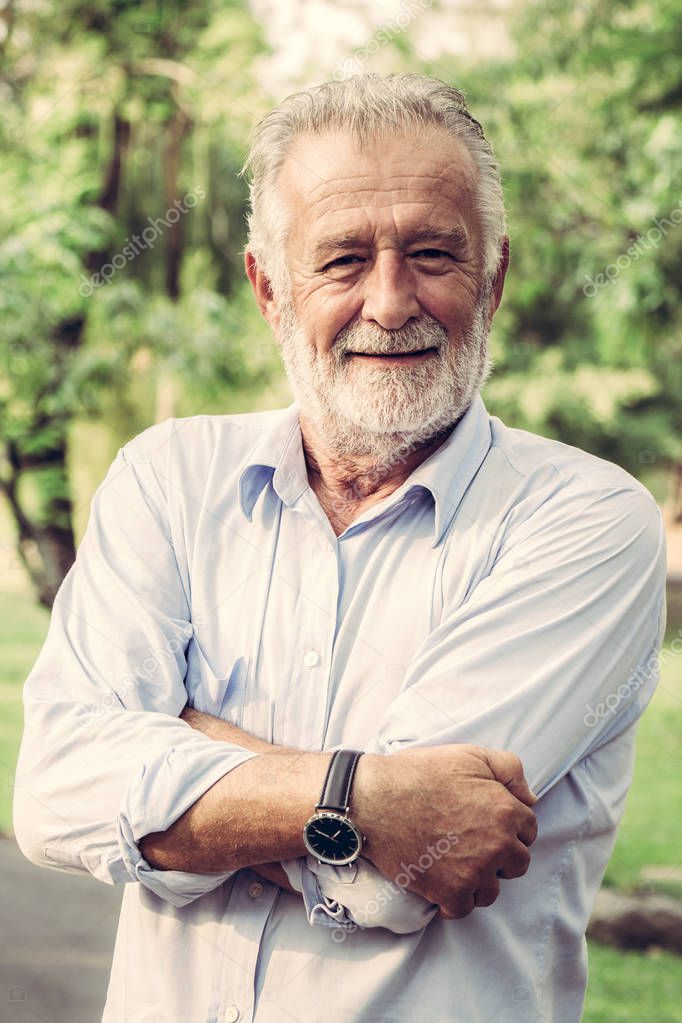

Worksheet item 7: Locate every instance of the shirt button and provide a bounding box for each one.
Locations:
[225,1007,240,1023]
[248,881,264,898]
[303,649,320,668]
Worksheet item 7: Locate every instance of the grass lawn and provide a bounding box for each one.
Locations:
[583,943,682,1022]
[2,581,681,1018]
[602,622,682,895]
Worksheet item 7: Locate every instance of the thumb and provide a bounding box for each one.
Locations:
[480,748,538,807]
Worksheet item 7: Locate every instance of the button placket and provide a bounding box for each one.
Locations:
[209,874,278,1023]
[295,537,339,749]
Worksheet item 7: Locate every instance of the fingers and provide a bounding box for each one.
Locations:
[437,876,501,919]
[517,806,539,847]
[473,879,500,908]
[435,823,535,917]
[437,892,475,920]
[482,749,538,807]
[494,840,531,880]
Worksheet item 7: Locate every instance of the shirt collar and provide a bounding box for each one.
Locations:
[237,402,304,520]
[238,393,492,547]
[398,391,492,546]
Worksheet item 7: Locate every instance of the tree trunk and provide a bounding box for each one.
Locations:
[163,102,191,301]
[153,97,191,422]
[0,431,75,610]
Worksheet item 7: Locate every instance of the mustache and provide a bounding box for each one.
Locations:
[334,317,449,356]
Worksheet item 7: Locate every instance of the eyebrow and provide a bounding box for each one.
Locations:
[311,224,469,263]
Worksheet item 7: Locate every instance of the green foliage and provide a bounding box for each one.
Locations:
[486,0,682,475]
[0,0,275,602]
[0,0,270,435]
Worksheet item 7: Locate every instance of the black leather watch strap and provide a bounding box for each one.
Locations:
[316,749,364,813]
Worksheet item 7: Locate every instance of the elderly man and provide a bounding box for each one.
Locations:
[14,73,666,1023]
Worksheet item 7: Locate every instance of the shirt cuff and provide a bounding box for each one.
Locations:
[285,855,440,934]
[117,739,258,907]
[282,856,360,930]
[280,856,304,893]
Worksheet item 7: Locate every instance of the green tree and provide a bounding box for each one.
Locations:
[0,0,272,607]
[479,0,682,508]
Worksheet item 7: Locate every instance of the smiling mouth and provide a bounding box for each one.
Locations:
[348,347,438,358]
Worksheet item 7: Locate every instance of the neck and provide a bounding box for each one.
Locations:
[299,412,460,532]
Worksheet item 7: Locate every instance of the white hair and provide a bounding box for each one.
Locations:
[240,72,507,301]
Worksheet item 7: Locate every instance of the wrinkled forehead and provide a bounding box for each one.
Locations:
[277,127,481,257]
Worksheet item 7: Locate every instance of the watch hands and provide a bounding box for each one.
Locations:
[310,826,342,842]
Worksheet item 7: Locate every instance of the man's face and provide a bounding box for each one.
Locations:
[260,127,505,459]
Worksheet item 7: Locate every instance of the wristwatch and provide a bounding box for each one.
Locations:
[302,749,366,866]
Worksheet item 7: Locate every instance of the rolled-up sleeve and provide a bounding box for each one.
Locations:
[12,426,258,908]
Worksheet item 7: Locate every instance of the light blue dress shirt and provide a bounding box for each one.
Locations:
[13,392,667,1023]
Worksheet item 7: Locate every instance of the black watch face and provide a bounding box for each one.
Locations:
[304,813,362,864]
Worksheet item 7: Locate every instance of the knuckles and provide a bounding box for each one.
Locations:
[440,897,475,920]
[503,846,531,879]
[475,887,499,908]
[526,814,539,844]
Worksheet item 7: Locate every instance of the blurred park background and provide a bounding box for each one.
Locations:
[1,0,681,1019]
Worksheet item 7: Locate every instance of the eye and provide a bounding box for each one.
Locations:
[411,248,452,260]
[321,255,366,271]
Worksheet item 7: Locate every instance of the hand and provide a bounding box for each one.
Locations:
[352,744,538,920]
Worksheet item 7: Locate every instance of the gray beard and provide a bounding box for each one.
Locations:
[275,298,493,466]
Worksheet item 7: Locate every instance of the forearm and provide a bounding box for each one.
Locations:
[140,708,377,877]
[167,709,302,890]
[178,705,297,754]
[170,710,402,917]
[139,738,339,873]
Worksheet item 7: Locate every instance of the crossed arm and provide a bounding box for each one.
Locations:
[175,707,303,895]
[140,484,666,922]
[157,707,301,893]
[139,704,538,919]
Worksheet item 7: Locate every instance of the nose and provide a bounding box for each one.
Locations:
[361,250,420,330]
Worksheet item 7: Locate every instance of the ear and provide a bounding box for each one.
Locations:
[485,236,510,327]
[244,250,281,332]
